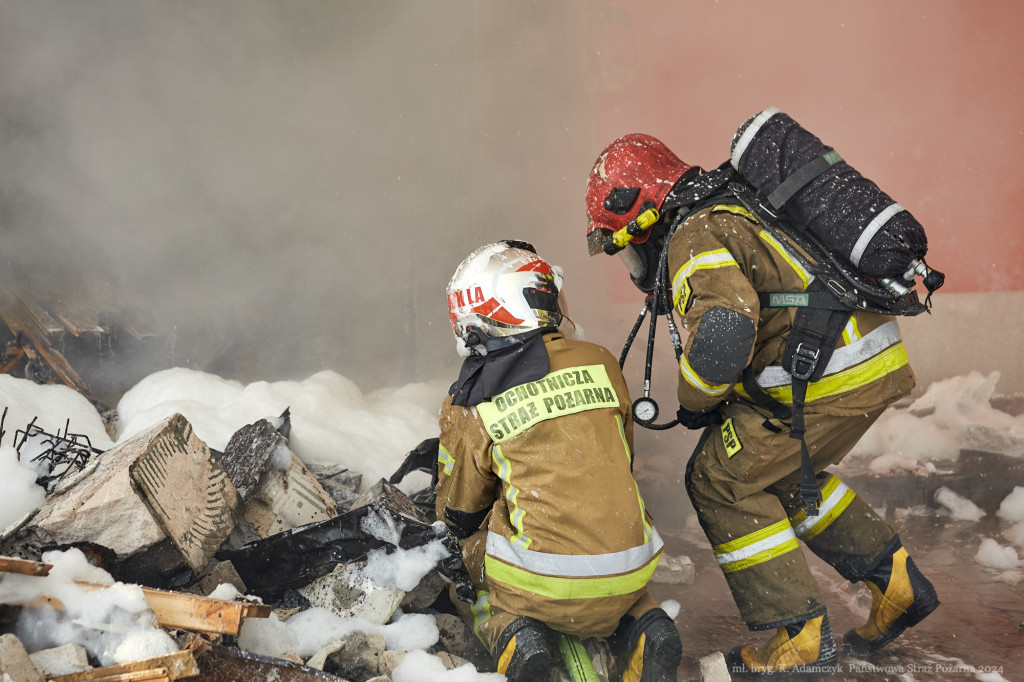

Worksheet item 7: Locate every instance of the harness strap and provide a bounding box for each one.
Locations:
[781,282,852,514]
[758,290,852,312]
[767,149,843,210]
[741,366,789,421]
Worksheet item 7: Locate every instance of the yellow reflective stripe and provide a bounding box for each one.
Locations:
[713,519,799,573]
[670,248,739,310]
[492,445,531,549]
[484,552,661,600]
[470,590,492,645]
[842,316,862,345]
[680,352,731,397]
[476,364,620,442]
[791,477,856,541]
[759,229,812,290]
[437,444,455,476]
[613,414,651,540]
[614,414,633,466]
[710,204,758,223]
[748,342,909,405]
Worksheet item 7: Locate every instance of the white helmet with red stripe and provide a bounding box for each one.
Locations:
[446,240,563,354]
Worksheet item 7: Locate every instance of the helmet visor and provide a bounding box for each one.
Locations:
[587,226,612,256]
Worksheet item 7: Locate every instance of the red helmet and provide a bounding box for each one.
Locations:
[585,134,693,256]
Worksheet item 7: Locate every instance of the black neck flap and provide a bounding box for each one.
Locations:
[449,330,553,407]
[661,162,738,213]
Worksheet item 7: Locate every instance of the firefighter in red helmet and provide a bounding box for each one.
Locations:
[435,240,682,681]
[584,133,938,677]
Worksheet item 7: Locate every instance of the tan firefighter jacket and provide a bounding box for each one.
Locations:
[667,204,916,415]
[435,332,663,636]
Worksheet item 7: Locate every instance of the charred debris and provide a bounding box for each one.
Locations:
[0,401,495,681]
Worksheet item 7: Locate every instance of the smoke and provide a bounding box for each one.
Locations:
[0,0,598,395]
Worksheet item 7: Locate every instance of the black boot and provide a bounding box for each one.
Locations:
[844,544,939,655]
[611,608,682,682]
[493,616,555,682]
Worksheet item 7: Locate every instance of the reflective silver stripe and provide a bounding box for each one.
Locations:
[793,480,852,537]
[714,525,796,567]
[730,106,781,170]
[755,321,902,388]
[485,528,664,577]
[849,203,905,268]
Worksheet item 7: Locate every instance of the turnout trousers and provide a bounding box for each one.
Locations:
[686,402,899,630]
[453,530,662,653]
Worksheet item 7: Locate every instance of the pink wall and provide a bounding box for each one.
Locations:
[584,0,1023,294]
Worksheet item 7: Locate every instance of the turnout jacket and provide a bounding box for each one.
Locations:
[668,204,915,414]
[435,332,663,636]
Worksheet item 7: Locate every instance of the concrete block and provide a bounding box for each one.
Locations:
[652,554,696,585]
[433,613,491,672]
[240,451,338,538]
[129,414,241,571]
[698,651,730,682]
[28,416,177,557]
[324,631,385,680]
[297,561,403,624]
[28,643,90,677]
[317,469,362,511]
[0,634,44,682]
[197,560,247,597]
[351,478,430,524]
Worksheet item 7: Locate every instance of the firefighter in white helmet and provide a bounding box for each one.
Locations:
[435,240,682,682]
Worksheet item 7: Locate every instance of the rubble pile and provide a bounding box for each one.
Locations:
[0,411,493,681]
[0,375,697,682]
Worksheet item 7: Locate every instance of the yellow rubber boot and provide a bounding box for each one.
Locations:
[844,546,939,655]
[726,614,838,677]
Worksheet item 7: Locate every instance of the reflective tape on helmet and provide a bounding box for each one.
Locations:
[790,476,856,541]
[713,518,799,574]
[476,364,620,442]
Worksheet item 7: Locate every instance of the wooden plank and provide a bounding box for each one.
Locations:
[15,293,64,336]
[48,651,196,681]
[0,556,51,576]
[0,557,270,637]
[52,304,106,337]
[0,285,98,403]
[131,585,271,636]
[113,308,159,341]
[51,668,170,682]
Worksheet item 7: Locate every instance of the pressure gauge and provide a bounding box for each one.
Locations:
[632,397,659,426]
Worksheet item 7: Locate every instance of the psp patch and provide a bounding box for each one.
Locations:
[721,417,742,458]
